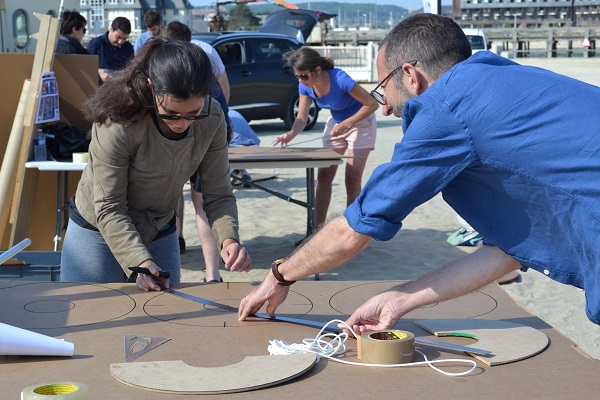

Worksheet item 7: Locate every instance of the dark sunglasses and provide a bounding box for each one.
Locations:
[294,70,314,81]
[83,27,87,34]
[152,90,211,121]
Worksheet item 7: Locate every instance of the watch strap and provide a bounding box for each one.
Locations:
[271,258,296,286]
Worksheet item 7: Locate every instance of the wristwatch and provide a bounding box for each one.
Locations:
[271,258,296,286]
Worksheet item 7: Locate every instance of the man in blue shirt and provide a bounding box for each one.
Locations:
[134,11,162,53]
[238,14,600,330]
[87,17,134,83]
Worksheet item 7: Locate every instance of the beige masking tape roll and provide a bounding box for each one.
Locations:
[21,382,88,400]
[358,330,415,364]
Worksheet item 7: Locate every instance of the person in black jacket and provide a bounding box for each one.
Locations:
[56,10,89,55]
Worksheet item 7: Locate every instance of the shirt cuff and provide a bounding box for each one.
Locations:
[344,203,402,242]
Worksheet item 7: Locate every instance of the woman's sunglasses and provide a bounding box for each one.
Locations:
[294,71,314,81]
[152,90,212,121]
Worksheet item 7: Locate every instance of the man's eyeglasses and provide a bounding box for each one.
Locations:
[152,90,212,121]
[294,71,314,81]
[370,60,417,105]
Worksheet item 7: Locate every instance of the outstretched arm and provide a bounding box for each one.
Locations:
[343,245,522,334]
[238,216,371,320]
[273,94,312,148]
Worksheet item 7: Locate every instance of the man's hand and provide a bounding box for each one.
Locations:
[341,291,404,335]
[238,273,290,320]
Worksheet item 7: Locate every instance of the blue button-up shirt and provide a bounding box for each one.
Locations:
[345,52,600,324]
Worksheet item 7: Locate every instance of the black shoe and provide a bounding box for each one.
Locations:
[241,173,252,188]
[178,236,186,254]
[203,277,223,283]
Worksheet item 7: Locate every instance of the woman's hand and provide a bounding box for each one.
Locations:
[221,239,251,272]
[273,131,296,149]
[135,260,170,292]
[330,121,353,138]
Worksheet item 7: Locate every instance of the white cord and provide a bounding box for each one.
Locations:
[267,319,478,377]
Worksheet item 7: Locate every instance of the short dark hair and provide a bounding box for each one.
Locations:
[111,16,132,35]
[162,21,191,42]
[60,10,86,35]
[144,10,162,28]
[380,13,472,80]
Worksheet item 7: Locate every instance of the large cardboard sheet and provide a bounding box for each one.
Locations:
[0,280,598,399]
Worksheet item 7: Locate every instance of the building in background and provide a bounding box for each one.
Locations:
[0,0,79,52]
[454,0,600,28]
[79,0,194,38]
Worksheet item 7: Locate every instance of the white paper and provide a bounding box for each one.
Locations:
[0,322,74,356]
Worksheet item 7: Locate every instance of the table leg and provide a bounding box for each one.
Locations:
[63,171,70,233]
[305,167,319,281]
[53,171,63,251]
[305,167,316,236]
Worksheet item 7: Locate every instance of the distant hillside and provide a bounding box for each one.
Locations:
[229,2,409,29]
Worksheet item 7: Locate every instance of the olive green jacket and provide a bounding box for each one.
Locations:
[75,102,238,276]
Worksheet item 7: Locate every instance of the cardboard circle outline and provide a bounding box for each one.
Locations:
[0,282,136,329]
[142,287,315,328]
[328,281,498,319]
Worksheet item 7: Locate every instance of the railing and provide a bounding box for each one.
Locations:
[311,43,376,82]
[324,28,599,58]
[487,28,598,58]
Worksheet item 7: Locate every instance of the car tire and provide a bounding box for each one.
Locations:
[283,92,319,131]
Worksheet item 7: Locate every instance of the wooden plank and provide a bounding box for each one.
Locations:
[9,13,59,246]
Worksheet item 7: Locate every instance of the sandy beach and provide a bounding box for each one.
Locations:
[180,57,600,361]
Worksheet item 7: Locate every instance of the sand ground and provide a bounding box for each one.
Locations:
[180,57,600,361]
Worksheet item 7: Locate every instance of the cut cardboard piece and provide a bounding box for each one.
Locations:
[0,322,73,356]
[110,353,317,394]
[415,318,549,366]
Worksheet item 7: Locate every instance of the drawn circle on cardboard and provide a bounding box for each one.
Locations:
[143,285,313,328]
[0,282,136,329]
[329,281,497,320]
[24,299,75,313]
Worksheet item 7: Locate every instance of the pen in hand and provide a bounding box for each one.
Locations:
[128,267,170,278]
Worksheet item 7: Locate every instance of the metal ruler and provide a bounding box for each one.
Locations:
[168,289,491,356]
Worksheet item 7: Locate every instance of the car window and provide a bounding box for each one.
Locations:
[249,38,290,63]
[466,35,485,50]
[216,42,243,66]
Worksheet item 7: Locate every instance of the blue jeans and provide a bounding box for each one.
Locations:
[61,219,181,283]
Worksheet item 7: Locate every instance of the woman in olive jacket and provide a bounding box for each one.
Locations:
[61,38,251,290]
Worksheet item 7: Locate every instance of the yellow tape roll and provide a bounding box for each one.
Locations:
[21,382,88,399]
[358,330,415,364]
[72,152,89,163]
